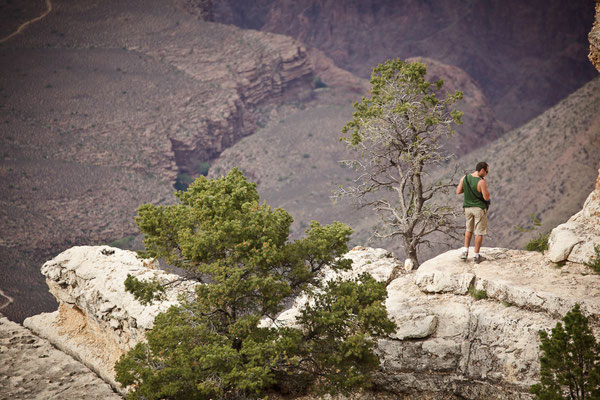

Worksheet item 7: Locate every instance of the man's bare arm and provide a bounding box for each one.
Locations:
[456,177,464,194]
[479,179,490,201]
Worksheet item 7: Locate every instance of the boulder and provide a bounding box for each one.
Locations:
[547,170,600,263]
[23,246,198,393]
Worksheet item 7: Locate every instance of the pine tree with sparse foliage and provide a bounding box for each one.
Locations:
[337,59,464,268]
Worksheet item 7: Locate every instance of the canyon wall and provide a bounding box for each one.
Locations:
[0,0,316,323]
[214,0,598,130]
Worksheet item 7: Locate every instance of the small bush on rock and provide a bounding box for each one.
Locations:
[517,214,549,253]
[468,286,487,300]
[585,244,600,274]
[525,232,550,253]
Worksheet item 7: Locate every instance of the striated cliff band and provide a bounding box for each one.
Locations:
[214,0,598,129]
[13,170,600,399]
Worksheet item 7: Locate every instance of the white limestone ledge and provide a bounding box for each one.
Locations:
[414,247,600,319]
[24,245,198,394]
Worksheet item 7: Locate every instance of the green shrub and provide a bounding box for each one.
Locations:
[468,286,487,300]
[173,172,194,191]
[525,232,549,253]
[197,161,210,176]
[314,76,328,88]
[517,214,550,253]
[585,244,600,274]
[116,168,396,399]
[124,274,165,305]
[531,304,600,399]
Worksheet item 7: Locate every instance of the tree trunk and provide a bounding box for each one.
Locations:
[403,236,420,269]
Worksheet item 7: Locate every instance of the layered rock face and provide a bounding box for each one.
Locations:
[216,0,598,129]
[591,0,600,72]
[23,246,198,393]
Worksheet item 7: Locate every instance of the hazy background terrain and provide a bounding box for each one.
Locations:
[0,0,598,323]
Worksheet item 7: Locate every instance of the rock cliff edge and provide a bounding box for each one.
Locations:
[19,168,600,399]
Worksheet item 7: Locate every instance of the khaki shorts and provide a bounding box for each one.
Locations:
[465,207,488,236]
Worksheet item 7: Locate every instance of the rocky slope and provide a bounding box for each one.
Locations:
[407,57,504,154]
[19,172,600,399]
[215,0,598,130]
[0,0,315,322]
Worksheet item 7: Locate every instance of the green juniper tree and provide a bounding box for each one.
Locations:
[531,304,600,399]
[116,168,396,399]
[338,59,463,268]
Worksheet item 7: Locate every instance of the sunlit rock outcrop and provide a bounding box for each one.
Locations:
[23,246,197,393]
[21,168,600,399]
[547,168,600,263]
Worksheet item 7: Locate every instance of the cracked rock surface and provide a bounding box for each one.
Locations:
[0,314,120,400]
[269,244,600,399]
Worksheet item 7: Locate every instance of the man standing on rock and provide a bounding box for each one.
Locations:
[456,162,491,263]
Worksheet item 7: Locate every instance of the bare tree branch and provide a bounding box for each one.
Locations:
[336,59,463,268]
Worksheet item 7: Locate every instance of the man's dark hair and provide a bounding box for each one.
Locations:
[475,161,488,172]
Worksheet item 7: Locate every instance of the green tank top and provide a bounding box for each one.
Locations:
[463,174,486,209]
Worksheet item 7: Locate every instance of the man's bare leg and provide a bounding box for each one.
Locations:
[474,235,483,254]
[464,231,473,248]
[460,231,473,259]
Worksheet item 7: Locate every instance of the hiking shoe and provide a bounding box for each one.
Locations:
[459,249,468,260]
[474,254,483,264]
